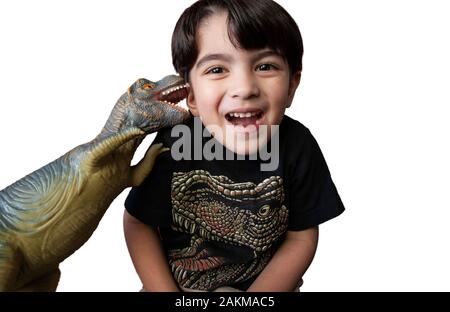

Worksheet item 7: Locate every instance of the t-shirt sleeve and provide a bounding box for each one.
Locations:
[124,131,174,227]
[287,128,345,231]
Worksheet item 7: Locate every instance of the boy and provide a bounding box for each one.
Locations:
[124,0,344,292]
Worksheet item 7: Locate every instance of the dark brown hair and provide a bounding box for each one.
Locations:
[172,0,303,80]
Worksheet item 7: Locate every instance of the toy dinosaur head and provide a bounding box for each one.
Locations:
[126,75,190,132]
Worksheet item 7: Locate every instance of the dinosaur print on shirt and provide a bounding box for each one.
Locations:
[169,170,287,290]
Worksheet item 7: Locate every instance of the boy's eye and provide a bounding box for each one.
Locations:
[206,67,225,74]
[256,64,277,71]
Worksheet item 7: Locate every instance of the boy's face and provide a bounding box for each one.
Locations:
[187,12,301,155]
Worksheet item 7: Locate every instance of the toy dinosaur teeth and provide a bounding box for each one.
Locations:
[158,83,189,107]
[161,83,189,96]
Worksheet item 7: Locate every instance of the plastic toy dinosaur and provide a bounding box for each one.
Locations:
[0,75,189,291]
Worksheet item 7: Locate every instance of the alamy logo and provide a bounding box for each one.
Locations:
[170,117,279,171]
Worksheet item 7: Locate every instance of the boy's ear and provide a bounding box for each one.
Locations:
[286,71,302,108]
[187,89,200,116]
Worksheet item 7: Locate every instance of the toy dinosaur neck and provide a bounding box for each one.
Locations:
[96,94,129,140]
[92,94,141,157]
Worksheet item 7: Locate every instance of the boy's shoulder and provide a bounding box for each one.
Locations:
[153,117,195,146]
[279,115,324,168]
[280,114,312,144]
[280,114,307,131]
[153,126,175,146]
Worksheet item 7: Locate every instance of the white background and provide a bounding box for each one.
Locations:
[0,0,449,291]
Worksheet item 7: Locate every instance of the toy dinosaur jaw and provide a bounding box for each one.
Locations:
[156,83,189,112]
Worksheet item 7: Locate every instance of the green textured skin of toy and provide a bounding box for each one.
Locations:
[0,75,190,291]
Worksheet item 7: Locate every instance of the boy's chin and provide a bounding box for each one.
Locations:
[221,134,270,156]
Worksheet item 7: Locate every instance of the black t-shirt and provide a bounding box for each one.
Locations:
[125,115,344,291]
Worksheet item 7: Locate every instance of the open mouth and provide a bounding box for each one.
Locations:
[225,110,264,127]
[156,83,189,112]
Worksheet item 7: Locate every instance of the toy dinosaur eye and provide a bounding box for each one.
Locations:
[258,205,271,217]
[143,83,155,90]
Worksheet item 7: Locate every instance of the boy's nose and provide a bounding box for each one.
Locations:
[229,71,260,100]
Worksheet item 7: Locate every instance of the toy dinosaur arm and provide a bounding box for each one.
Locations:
[128,143,169,187]
[85,127,146,169]
[84,126,170,187]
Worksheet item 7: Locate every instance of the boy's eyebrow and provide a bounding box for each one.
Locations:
[195,50,284,69]
[251,50,283,62]
[195,53,232,69]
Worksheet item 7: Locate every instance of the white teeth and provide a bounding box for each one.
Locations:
[163,100,177,105]
[161,83,189,96]
[160,83,189,106]
[228,111,260,118]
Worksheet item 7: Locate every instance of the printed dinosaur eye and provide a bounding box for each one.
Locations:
[143,83,155,90]
[258,205,271,217]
